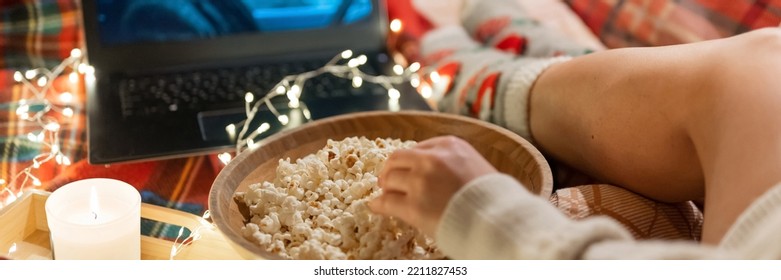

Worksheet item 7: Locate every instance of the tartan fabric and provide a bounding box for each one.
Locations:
[565,0,781,47]
[0,0,82,69]
[0,69,219,238]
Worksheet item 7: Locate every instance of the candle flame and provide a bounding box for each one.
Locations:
[90,186,100,220]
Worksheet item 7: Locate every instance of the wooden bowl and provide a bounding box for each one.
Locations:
[208,111,553,259]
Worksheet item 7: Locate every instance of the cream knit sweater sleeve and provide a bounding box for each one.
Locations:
[435,173,734,259]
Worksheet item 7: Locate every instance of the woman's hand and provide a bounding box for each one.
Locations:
[369,136,497,237]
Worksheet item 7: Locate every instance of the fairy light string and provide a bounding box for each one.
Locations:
[220,49,423,161]
[1,49,88,208]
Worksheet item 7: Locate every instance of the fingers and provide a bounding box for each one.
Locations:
[369,191,409,219]
[414,135,465,150]
[380,169,412,193]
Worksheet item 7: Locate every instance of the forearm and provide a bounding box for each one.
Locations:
[435,173,728,259]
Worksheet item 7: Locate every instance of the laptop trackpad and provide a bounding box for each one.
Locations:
[197,106,305,143]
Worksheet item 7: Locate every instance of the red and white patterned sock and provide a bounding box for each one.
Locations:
[460,0,592,57]
[420,26,570,142]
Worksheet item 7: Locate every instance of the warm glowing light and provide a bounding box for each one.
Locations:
[60,91,73,103]
[27,133,37,142]
[62,156,71,166]
[392,64,404,75]
[348,59,360,68]
[218,152,232,164]
[409,62,421,73]
[357,55,368,65]
[247,139,257,150]
[63,107,74,117]
[303,108,311,120]
[225,124,236,140]
[388,88,401,99]
[244,92,254,103]
[78,63,89,74]
[69,72,79,84]
[430,71,441,84]
[0,179,6,185]
[288,98,300,109]
[25,70,36,80]
[45,122,60,132]
[52,144,60,154]
[341,49,353,59]
[37,77,48,87]
[352,76,363,88]
[70,48,83,58]
[257,122,270,134]
[16,104,29,116]
[276,86,286,94]
[390,19,402,33]
[421,85,433,99]
[8,243,16,255]
[32,178,41,186]
[410,76,421,88]
[13,71,23,82]
[278,115,289,125]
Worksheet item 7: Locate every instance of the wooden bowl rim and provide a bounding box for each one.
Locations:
[208,111,553,259]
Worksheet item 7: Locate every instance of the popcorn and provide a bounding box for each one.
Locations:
[235,137,442,260]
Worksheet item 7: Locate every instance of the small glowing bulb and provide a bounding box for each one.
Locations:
[8,243,16,255]
[341,49,353,59]
[244,92,254,103]
[16,104,29,116]
[421,85,433,99]
[37,132,44,142]
[69,72,79,83]
[390,19,402,33]
[32,178,41,186]
[288,98,300,109]
[257,122,270,134]
[303,108,311,120]
[27,133,37,142]
[62,156,71,166]
[45,122,60,131]
[33,161,40,169]
[60,91,73,103]
[247,139,257,150]
[352,76,363,88]
[37,76,48,87]
[410,76,421,88]
[84,65,95,75]
[393,64,404,75]
[218,152,232,164]
[13,71,23,82]
[430,71,441,84]
[70,48,82,58]
[0,179,5,185]
[226,124,236,140]
[289,84,301,98]
[409,62,421,73]
[347,59,360,68]
[388,88,401,99]
[77,63,89,74]
[278,115,289,125]
[52,144,60,153]
[357,55,368,65]
[276,86,286,94]
[25,70,36,80]
[63,107,74,117]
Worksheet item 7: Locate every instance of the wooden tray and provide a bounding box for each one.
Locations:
[0,190,245,260]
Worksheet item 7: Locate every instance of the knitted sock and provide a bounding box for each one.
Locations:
[420,26,570,141]
[460,0,591,57]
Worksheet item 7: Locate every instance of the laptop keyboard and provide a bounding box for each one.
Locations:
[117,59,361,117]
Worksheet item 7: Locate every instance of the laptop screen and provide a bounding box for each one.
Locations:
[96,0,373,46]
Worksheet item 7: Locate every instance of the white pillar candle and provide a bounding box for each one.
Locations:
[45,178,141,260]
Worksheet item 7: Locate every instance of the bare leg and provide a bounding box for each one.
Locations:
[529,28,781,244]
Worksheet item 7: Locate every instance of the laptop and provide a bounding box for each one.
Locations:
[81,0,431,164]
